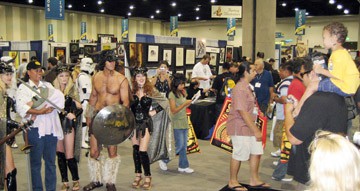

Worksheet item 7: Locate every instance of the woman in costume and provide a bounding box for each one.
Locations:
[130,67,163,190]
[53,66,83,191]
[0,62,18,191]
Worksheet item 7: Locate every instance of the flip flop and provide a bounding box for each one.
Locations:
[248,182,271,189]
[228,185,248,191]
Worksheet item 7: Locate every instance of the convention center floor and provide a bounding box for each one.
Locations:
[11,116,359,191]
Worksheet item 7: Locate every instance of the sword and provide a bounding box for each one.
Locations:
[17,78,66,115]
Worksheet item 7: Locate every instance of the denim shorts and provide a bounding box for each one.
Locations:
[318,78,350,97]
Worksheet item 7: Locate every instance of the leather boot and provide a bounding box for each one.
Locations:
[6,168,17,191]
[133,145,142,174]
[57,152,69,183]
[139,151,151,176]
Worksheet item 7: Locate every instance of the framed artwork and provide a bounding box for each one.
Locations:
[210,53,217,66]
[147,45,159,62]
[185,49,195,65]
[163,49,172,65]
[19,51,30,64]
[225,46,233,62]
[70,43,79,56]
[54,47,66,59]
[196,40,206,58]
[129,43,144,67]
[176,47,184,67]
[117,44,125,57]
[219,48,225,63]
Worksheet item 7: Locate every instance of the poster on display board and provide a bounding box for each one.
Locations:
[147,45,159,62]
[196,40,206,58]
[129,43,143,67]
[8,51,19,69]
[176,47,184,67]
[19,52,30,65]
[163,49,172,65]
[225,46,233,62]
[185,49,195,65]
[219,48,225,63]
[70,43,79,56]
[54,47,66,59]
[209,53,217,66]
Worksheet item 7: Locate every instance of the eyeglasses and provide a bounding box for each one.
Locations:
[300,70,311,78]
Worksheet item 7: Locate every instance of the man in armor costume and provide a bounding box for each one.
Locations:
[76,58,93,149]
[0,62,19,191]
[83,50,130,191]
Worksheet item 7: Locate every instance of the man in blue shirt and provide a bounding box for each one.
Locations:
[251,58,274,114]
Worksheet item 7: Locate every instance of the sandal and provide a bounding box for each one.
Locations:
[72,181,80,191]
[132,175,142,189]
[142,176,152,190]
[83,181,103,191]
[61,182,70,191]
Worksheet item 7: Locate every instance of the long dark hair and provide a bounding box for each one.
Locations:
[170,73,186,98]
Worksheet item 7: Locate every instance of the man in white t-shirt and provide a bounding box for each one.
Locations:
[191,54,214,90]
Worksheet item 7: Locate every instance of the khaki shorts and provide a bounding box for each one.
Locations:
[231,136,263,161]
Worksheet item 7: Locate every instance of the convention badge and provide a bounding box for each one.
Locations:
[252,105,259,115]
[255,82,261,88]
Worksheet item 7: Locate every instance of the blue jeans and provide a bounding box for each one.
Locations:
[28,128,58,191]
[272,159,288,180]
[174,129,189,169]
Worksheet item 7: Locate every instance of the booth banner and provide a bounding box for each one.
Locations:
[210,97,267,153]
[170,16,178,37]
[45,0,65,20]
[121,19,129,40]
[48,24,54,42]
[295,9,306,35]
[227,18,236,36]
[80,22,87,40]
[212,6,242,18]
[186,108,200,154]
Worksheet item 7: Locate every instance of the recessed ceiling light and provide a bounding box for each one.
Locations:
[211,0,216,3]
[329,0,335,4]
[68,4,72,8]
[294,7,299,11]
[196,16,200,20]
[150,15,154,19]
[130,5,134,10]
[344,9,349,14]
[28,0,33,3]
[178,13,182,17]
[282,2,286,7]
[337,4,343,9]
[83,4,86,8]
[171,2,176,7]
[97,1,103,5]
[306,12,309,15]
[128,12,132,16]
[156,9,160,14]
[195,7,200,11]
[100,8,105,13]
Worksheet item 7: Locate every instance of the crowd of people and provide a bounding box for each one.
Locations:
[0,21,359,191]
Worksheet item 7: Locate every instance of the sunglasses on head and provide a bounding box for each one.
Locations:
[300,70,311,78]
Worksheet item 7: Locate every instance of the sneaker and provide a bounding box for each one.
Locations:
[178,167,194,173]
[271,149,281,157]
[273,161,279,166]
[158,160,168,171]
[11,143,18,148]
[272,175,293,182]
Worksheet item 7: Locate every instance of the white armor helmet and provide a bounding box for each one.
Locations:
[80,57,93,72]
[1,56,14,66]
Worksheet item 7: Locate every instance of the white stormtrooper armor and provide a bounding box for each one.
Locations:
[76,57,93,149]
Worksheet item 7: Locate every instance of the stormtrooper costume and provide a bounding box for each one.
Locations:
[76,57,93,149]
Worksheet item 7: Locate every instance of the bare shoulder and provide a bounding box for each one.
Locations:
[114,72,127,83]
[93,71,104,80]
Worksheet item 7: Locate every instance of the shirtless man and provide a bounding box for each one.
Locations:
[83,50,130,191]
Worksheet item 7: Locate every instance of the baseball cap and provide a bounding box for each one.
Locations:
[27,61,42,70]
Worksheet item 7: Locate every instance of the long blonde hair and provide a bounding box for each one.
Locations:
[53,72,75,96]
[309,130,360,191]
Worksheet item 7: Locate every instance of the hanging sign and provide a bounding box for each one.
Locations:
[48,24,54,42]
[170,16,178,37]
[45,0,65,20]
[295,9,306,35]
[121,19,129,40]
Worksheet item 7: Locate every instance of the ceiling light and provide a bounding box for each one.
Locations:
[195,7,200,11]
[128,12,132,16]
[178,13,182,17]
[129,5,134,10]
[344,9,349,14]
[281,2,286,7]
[306,12,309,15]
[156,9,160,14]
[68,4,72,8]
[329,0,335,4]
[171,2,176,7]
[83,4,86,8]
[211,0,216,3]
[150,15,154,19]
[100,8,104,13]
[294,7,299,11]
[28,0,33,3]
[196,16,200,20]
[337,4,343,9]
[97,1,103,5]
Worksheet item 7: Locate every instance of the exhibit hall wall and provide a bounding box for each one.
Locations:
[0,2,358,50]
